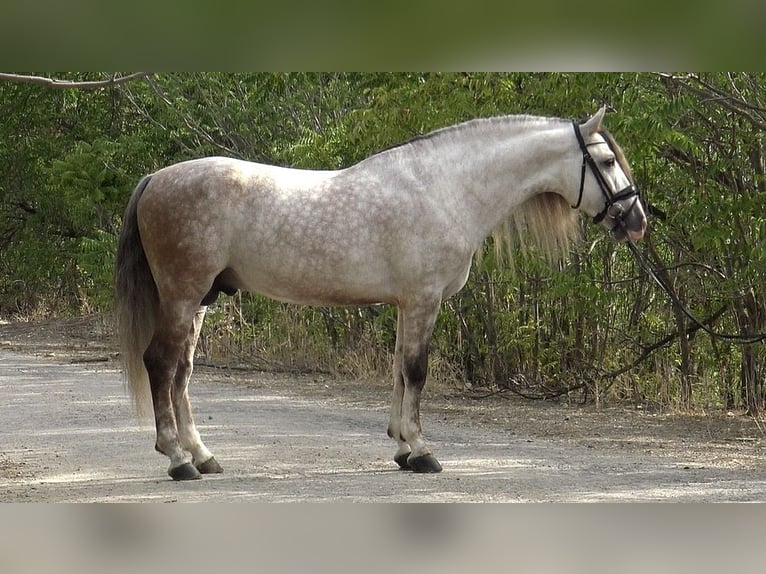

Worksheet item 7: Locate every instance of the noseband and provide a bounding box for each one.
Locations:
[571,122,639,230]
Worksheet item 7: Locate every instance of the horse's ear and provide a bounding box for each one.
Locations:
[580,106,607,135]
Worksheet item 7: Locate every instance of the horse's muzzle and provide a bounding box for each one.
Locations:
[610,201,647,242]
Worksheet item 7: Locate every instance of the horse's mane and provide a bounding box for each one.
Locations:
[492,192,579,264]
[376,114,571,157]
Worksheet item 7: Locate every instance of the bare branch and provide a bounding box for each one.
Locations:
[657,72,766,131]
[145,74,246,159]
[0,72,153,90]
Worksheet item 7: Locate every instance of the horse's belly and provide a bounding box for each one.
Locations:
[233,262,396,307]
[247,282,394,307]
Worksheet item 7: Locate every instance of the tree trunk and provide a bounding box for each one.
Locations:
[737,290,764,415]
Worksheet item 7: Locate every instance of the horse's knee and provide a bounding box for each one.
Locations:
[403,345,429,389]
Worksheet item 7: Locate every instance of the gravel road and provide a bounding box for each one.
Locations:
[3,347,766,502]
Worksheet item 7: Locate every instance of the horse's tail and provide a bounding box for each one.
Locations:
[114,174,156,419]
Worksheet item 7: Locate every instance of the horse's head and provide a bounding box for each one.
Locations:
[572,108,647,242]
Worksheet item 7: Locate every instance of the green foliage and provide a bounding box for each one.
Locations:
[2,72,766,412]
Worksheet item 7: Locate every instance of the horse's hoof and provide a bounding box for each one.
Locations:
[169,462,202,481]
[196,456,223,474]
[408,454,443,473]
[394,452,412,470]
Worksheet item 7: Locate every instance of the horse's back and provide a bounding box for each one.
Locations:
[138,157,340,235]
[148,156,337,199]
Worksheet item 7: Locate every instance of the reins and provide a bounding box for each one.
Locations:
[572,120,765,344]
[623,235,766,345]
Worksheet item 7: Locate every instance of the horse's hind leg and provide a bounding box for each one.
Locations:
[173,307,223,475]
[144,302,202,480]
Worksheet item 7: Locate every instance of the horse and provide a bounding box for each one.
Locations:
[115,107,647,480]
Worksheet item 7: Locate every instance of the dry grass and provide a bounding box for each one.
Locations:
[196,301,467,395]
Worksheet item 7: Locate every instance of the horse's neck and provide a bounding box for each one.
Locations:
[416,120,574,248]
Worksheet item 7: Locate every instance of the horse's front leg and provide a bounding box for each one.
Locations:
[391,299,443,473]
[388,309,412,469]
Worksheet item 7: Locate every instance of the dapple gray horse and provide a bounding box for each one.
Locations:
[115,108,647,480]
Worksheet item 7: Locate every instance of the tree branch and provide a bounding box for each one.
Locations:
[0,72,153,90]
[657,73,766,131]
[601,305,728,380]
[144,74,246,159]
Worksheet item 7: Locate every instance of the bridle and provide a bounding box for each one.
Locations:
[571,121,640,231]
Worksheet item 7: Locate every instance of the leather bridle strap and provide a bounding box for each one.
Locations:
[571,121,639,227]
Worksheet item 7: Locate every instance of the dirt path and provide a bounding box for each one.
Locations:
[2,334,766,501]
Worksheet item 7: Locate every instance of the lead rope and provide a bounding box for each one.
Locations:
[622,233,766,344]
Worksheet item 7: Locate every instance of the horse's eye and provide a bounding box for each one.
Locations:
[603,157,616,168]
